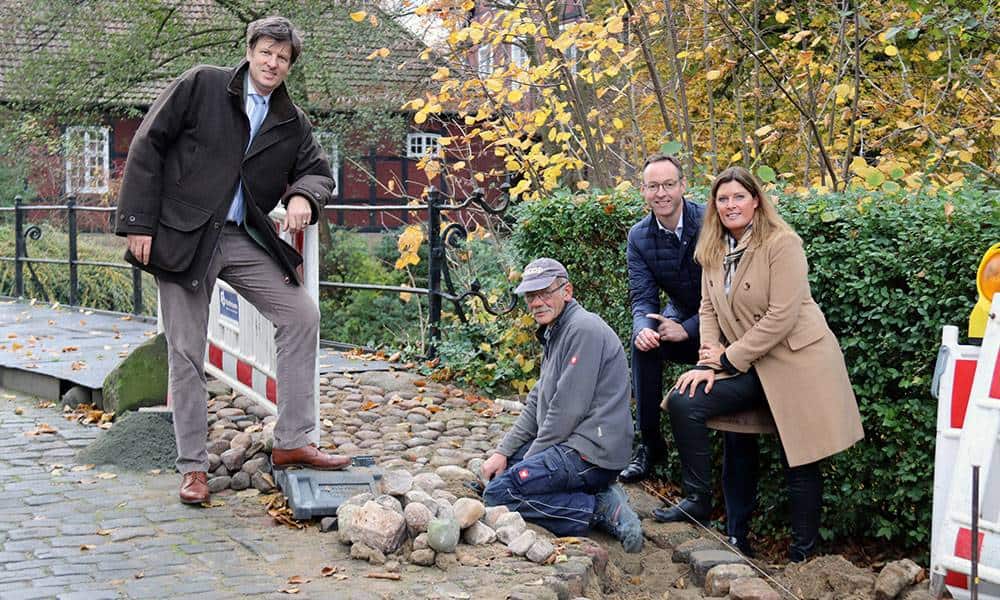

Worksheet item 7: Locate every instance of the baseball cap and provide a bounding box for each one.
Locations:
[515,258,569,295]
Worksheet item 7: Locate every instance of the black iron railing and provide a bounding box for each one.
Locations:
[0,195,145,314]
[318,179,518,355]
[1,182,518,354]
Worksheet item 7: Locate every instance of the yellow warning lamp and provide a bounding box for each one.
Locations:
[970,242,1000,338]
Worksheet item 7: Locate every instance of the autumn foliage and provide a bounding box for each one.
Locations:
[402,0,997,197]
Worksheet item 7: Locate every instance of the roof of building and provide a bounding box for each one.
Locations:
[0,0,435,113]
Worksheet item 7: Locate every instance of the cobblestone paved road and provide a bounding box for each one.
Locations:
[0,387,555,600]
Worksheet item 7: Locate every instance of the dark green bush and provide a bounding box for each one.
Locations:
[511,184,999,553]
[774,186,997,554]
[319,228,422,348]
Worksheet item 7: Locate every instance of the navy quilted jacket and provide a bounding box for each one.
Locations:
[626,200,705,341]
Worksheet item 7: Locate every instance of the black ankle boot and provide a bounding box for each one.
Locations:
[619,444,652,483]
[652,493,711,524]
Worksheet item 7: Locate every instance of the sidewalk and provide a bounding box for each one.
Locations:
[0,385,562,600]
[2,364,914,600]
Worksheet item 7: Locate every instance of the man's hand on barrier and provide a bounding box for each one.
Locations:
[127,234,152,265]
[634,327,661,351]
[647,313,689,342]
[481,452,508,482]
[283,195,312,233]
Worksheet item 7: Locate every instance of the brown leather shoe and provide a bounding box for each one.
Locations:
[179,471,209,505]
[271,445,350,471]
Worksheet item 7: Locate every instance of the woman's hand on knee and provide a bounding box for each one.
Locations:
[674,369,715,396]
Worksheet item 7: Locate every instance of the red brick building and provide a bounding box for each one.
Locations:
[0,1,505,232]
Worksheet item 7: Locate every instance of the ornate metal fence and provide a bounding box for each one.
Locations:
[1,183,517,355]
[0,195,145,313]
[317,179,518,355]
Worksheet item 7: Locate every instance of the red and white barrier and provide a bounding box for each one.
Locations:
[931,293,1000,599]
[159,207,320,443]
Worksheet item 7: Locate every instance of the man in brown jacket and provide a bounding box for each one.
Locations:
[116,16,349,505]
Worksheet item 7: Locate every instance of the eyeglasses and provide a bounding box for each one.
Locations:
[525,281,567,303]
[642,180,681,193]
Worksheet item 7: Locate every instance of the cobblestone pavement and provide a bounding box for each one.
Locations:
[0,387,566,600]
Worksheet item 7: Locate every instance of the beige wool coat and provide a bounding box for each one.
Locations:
[700,230,864,467]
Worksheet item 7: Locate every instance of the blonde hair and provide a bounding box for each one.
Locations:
[694,167,794,270]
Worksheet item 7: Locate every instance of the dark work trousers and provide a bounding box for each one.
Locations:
[631,337,699,459]
[483,443,619,536]
[666,370,823,549]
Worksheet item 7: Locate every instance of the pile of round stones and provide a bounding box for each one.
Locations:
[336,469,558,570]
[318,371,514,472]
[204,394,278,494]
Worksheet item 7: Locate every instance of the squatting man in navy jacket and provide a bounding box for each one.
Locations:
[619,154,705,484]
[480,258,644,553]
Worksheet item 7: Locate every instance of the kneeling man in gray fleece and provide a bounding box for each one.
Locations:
[480,258,643,553]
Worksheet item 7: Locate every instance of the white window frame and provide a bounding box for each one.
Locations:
[510,42,529,90]
[64,126,109,194]
[314,130,340,197]
[477,44,493,78]
[406,132,441,159]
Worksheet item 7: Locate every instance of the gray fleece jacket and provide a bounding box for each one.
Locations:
[496,300,633,470]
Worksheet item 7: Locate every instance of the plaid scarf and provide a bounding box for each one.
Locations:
[723,226,753,296]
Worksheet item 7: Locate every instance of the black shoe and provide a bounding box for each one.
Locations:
[619,445,651,483]
[652,494,711,524]
[727,535,755,558]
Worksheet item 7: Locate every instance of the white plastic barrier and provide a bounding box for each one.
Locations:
[156,206,320,442]
[930,293,1000,599]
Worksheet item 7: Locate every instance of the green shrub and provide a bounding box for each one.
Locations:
[318,228,422,348]
[510,184,999,554]
[417,234,540,396]
[772,185,997,554]
[0,223,157,314]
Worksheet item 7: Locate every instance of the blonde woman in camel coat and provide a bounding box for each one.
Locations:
[652,166,864,562]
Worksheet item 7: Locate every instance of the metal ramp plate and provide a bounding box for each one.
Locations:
[274,466,382,520]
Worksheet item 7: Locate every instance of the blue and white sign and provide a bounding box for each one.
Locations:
[219,288,240,326]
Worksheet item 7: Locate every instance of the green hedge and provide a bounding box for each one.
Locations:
[512,184,999,554]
